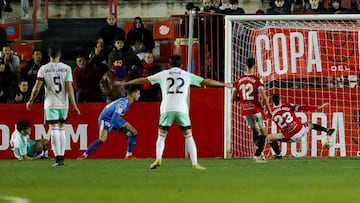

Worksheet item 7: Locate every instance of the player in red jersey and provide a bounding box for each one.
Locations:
[269,93,335,144]
[232,57,280,162]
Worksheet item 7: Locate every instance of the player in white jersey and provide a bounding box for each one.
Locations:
[10,120,49,160]
[115,55,232,170]
[26,45,80,166]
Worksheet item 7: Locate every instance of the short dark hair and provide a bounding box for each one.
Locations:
[272,93,281,106]
[32,48,42,54]
[230,0,239,4]
[16,120,31,132]
[246,57,256,69]
[126,85,140,95]
[48,45,61,58]
[169,55,182,67]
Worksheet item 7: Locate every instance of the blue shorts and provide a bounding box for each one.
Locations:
[98,117,126,132]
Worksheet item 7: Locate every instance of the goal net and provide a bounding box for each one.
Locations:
[224,14,360,159]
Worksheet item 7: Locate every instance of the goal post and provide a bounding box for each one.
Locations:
[224,14,360,159]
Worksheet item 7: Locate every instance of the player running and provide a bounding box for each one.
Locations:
[114,55,232,170]
[232,57,281,162]
[26,45,80,166]
[77,85,140,160]
[269,93,335,144]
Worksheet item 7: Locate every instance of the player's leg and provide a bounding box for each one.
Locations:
[150,113,173,169]
[77,119,110,160]
[308,122,335,136]
[177,112,205,170]
[267,134,282,159]
[247,113,267,163]
[120,122,138,159]
[46,109,65,166]
[32,139,49,158]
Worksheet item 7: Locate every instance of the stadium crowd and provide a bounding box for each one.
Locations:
[0,0,359,103]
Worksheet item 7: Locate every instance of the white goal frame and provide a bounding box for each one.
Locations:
[224,14,360,159]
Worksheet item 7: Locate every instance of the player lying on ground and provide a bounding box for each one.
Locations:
[268,93,335,147]
[10,120,49,160]
[77,85,140,160]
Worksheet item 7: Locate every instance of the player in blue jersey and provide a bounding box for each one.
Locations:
[77,85,140,160]
[115,55,232,170]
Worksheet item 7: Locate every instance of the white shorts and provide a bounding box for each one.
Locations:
[289,125,310,142]
[244,112,264,130]
[275,124,310,143]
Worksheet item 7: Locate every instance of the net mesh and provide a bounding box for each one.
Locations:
[229,18,360,158]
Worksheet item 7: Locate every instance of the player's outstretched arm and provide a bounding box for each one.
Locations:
[318,102,330,109]
[259,88,272,115]
[113,77,150,86]
[201,79,232,88]
[26,80,43,110]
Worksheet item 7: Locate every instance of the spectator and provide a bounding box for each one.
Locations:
[137,51,162,102]
[185,2,201,13]
[200,0,218,13]
[3,0,12,13]
[72,55,104,102]
[89,37,109,73]
[0,58,17,103]
[7,79,30,103]
[212,0,222,9]
[222,0,245,15]
[327,0,346,13]
[0,0,4,20]
[99,67,126,102]
[110,56,127,80]
[21,0,41,19]
[125,16,155,60]
[292,0,305,13]
[305,0,326,13]
[108,35,141,71]
[1,44,20,79]
[267,0,291,14]
[21,49,43,94]
[97,13,125,53]
[218,0,230,10]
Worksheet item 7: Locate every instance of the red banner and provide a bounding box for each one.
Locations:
[253,23,360,80]
[0,89,224,159]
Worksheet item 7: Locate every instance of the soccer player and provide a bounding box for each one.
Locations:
[77,85,141,160]
[10,120,49,160]
[232,57,280,162]
[114,55,232,170]
[269,93,335,144]
[26,45,81,166]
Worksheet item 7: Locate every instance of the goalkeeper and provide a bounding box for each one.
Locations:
[269,93,335,144]
[77,86,140,160]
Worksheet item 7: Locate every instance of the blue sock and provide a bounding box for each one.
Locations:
[127,135,137,153]
[85,139,104,156]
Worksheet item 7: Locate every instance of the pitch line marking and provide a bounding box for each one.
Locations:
[0,196,30,203]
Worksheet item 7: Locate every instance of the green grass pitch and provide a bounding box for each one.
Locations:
[0,158,359,203]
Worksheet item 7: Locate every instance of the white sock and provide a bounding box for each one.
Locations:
[50,128,61,156]
[59,127,66,156]
[156,134,166,161]
[185,135,198,165]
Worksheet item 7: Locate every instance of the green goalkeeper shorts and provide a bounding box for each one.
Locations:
[159,112,191,130]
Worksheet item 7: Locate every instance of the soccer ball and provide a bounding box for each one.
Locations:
[321,136,333,148]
